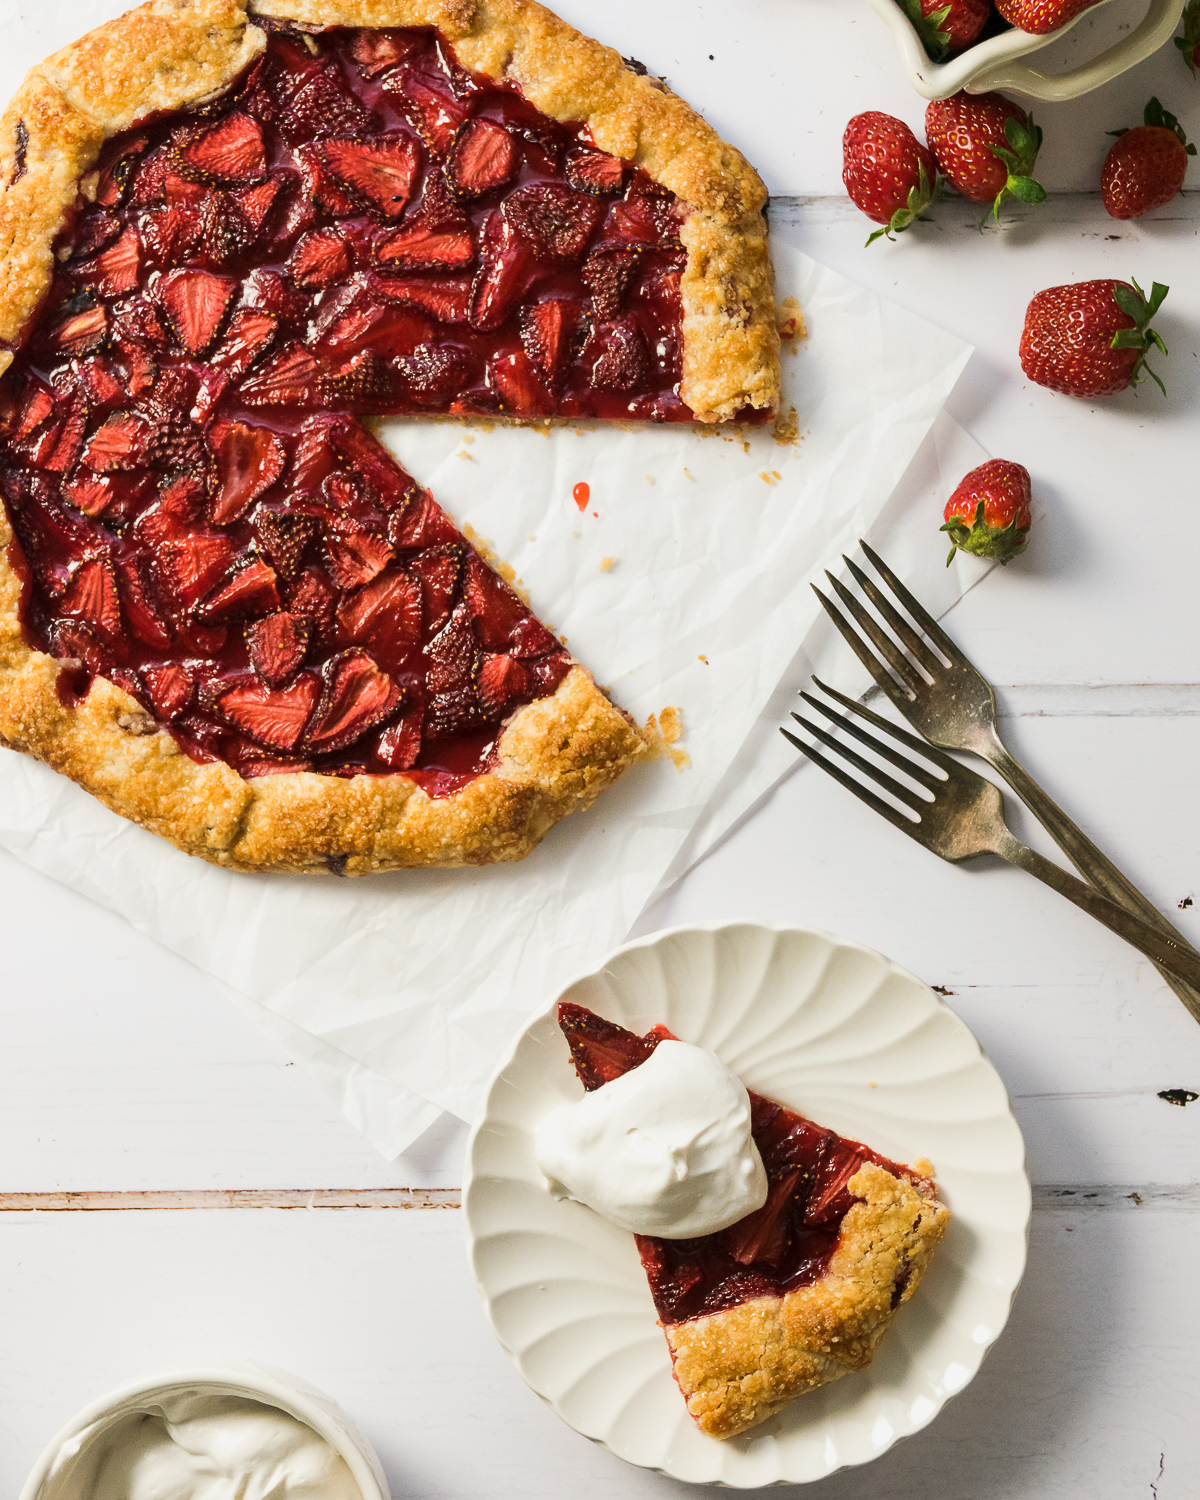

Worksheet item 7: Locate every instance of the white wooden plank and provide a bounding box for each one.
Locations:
[0,1204,1195,1499]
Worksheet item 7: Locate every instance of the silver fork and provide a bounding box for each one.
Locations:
[812,541,1200,1026]
[781,682,1200,993]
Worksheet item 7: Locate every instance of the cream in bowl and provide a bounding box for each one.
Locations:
[20,1365,389,1500]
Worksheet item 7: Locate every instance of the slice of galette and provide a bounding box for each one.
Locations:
[0,0,780,872]
[557,1003,952,1440]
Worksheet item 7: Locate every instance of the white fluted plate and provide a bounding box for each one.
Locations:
[463,923,1029,1487]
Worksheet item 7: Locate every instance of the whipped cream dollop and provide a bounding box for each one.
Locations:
[54,1393,361,1500]
[535,1039,768,1237]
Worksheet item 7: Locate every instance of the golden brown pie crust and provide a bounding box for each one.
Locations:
[0,0,781,872]
[663,1161,952,1439]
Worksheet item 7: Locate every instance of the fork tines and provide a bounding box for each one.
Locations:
[779,678,955,840]
[811,540,967,705]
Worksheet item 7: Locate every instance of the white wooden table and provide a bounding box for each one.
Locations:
[3,3,1199,1495]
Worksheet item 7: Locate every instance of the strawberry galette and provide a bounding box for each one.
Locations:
[558,1003,951,1440]
[0,0,779,873]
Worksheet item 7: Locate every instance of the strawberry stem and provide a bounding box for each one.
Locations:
[982,113,1046,227]
[1110,278,1170,395]
[865,159,939,247]
[897,0,953,62]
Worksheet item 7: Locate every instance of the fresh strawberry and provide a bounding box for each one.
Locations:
[1101,97,1195,219]
[449,118,519,195]
[82,412,149,472]
[583,318,650,393]
[246,611,309,687]
[239,344,326,405]
[49,304,108,355]
[387,73,467,154]
[288,229,353,289]
[155,532,237,609]
[337,567,422,672]
[72,227,141,297]
[1175,0,1200,72]
[488,350,552,416]
[217,673,320,752]
[843,112,939,245]
[375,705,423,769]
[925,92,1045,223]
[158,269,236,355]
[318,136,420,218]
[940,458,1032,565]
[412,545,463,633]
[325,527,394,589]
[350,28,418,76]
[565,149,624,194]
[305,649,400,751]
[141,662,193,720]
[994,0,1100,32]
[61,558,122,640]
[1020,277,1169,396]
[389,488,459,549]
[180,113,267,183]
[505,182,603,263]
[899,0,990,60]
[520,299,576,387]
[210,309,277,376]
[374,276,471,323]
[375,223,475,271]
[253,510,318,581]
[475,652,532,715]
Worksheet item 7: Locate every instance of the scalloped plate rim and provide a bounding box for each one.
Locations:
[464,920,1031,1487]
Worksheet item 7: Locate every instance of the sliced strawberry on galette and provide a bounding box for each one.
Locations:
[0,0,780,873]
[556,1004,952,1441]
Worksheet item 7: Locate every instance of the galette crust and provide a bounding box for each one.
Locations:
[663,1161,952,1440]
[0,0,783,870]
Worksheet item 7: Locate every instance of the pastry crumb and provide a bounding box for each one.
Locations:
[598,556,616,572]
[776,296,806,346]
[759,471,778,485]
[528,533,536,542]
[698,653,708,664]
[462,433,475,444]
[457,450,475,461]
[645,474,655,485]
[774,406,800,445]
[642,706,689,769]
[683,466,696,480]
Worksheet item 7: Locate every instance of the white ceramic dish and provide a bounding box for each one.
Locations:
[464,922,1031,1487]
[869,0,1185,100]
[19,1361,390,1500]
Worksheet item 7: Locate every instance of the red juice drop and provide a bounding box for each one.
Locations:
[573,481,590,511]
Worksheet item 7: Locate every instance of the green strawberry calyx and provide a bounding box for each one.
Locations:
[1109,97,1198,153]
[864,159,940,247]
[940,499,1029,567]
[1110,278,1170,396]
[1174,0,1200,74]
[983,113,1046,227]
[898,0,953,62]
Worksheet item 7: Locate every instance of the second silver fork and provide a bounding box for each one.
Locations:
[813,541,1200,1025]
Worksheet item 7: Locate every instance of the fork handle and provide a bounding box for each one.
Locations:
[995,833,1200,993]
[984,736,1200,1025]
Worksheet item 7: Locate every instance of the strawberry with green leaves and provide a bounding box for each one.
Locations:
[941,459,1032,566]
[1019,278,1169,397]
[842,112,939,246]
[899,0,991,59]
[1102,98,1195,219]
[926,91,1045,224]
[1175,0,1200,73]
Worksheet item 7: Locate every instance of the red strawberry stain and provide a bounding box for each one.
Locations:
[572,481,590,511]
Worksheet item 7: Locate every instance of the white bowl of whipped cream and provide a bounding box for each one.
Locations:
[18,1361,390,1500]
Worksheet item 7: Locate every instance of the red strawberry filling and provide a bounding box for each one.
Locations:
[557,1004,936,1326]
[0,22,737,793]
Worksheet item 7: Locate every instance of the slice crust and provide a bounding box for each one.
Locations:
[557,1004,952,1440]
[0,0,780,872]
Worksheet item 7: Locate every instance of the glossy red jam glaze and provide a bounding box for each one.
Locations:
[558,1003,935,1326]
[0,20,752,789]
